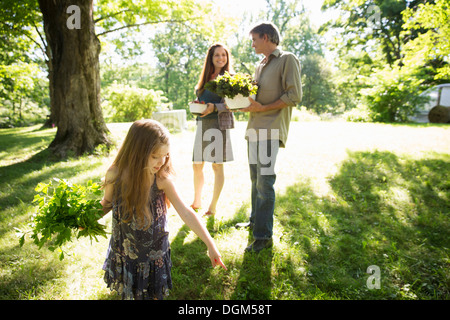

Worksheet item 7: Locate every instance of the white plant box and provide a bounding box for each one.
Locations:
[189,103,207,115]
[225,94,256,109]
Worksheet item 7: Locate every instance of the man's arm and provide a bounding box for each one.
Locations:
[239,97,287,113]
[239,54,302,113]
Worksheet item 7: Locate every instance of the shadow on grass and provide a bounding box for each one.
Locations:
[168,202,275,300]
[0,126,56,164]
[168,224,214,299]
[2,124,448,300]
[230,248,273,300]
[276,150,449,299]
[166,149,449,300]
[0,242,66,299]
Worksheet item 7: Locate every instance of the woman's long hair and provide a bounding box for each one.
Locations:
[195,43,233,96]
[110,119,174,229]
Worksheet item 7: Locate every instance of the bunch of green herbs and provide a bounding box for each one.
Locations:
[204,72,258,99]
[18,178,107,260]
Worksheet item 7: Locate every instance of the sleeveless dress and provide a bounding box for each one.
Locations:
[103,177,172,300]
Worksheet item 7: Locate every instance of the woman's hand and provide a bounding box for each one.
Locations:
[200,103,215,117]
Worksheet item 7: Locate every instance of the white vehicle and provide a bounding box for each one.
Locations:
[410,83,450,123]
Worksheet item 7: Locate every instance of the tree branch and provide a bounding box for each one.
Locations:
[93,9,133,24]
[96,17,200,37]
[23,29,47,60]
[32,21,48,60]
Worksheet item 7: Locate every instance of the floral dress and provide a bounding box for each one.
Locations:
[103,177,172,300]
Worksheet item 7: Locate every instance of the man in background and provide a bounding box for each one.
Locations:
[238,22,302,253]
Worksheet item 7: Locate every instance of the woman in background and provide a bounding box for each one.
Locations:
[191,43,235,217]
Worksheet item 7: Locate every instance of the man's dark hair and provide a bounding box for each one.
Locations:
[250,22,281,45]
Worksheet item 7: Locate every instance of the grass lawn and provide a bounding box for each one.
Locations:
[0,120,449,300]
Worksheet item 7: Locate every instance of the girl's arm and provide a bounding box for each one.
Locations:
[159,177,227,270]
[100,166,117,215]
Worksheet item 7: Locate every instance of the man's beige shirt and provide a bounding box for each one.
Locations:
[246,48,302,148]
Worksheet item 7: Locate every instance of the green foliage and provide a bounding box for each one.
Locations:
[95,0,207,65]
[150,22,211,110]
[204,72,258,99]
[321,0,448,122]
[402,0,450,81]
[0,0,43,61]
[360,66,428,122]
[300,54,337,113]
[0,1,49,127]
[18,178,107,260]
[343,104,372,123]
[0,61,49,127]
[322,0,409,66]
[103,83,168,122]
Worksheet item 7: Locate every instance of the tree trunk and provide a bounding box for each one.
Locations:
[38,0,110,157]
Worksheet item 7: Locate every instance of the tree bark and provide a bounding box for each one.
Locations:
[38,0,110,157]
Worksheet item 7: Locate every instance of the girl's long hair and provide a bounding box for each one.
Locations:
[195,43,233,96]
[110,119,174,229]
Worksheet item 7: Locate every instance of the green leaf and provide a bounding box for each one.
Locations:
[19,234,25,247]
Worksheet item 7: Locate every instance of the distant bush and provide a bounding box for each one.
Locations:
[360,66,426,123]
[0,100,49,128]
[343,104,372,122]
[292,106,321,122]
[103,84,169,122]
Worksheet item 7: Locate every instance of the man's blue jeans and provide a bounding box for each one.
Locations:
[248,140,280,240]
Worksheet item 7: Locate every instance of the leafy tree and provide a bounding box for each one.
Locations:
[321,0,444,122]
[301,54,337,114]
[402,0,450,81]
[322,0,418,66]
[151,22,210,109]
[101,62,157,90]
[361,65,427,122]
[0,0,49,126]
[150,4,238,111]
[2,0,202,157]
[0,62,47,125]
[258,0,337,113]
[229,12,260,78]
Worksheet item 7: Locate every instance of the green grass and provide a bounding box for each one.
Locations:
[0,121,449,300]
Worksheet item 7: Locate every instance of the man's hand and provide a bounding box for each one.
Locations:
[239,97,264,112]
[239,97,288,113]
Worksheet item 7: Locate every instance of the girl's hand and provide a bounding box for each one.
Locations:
[209,248,227,270]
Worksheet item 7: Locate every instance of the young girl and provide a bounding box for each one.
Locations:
[100,119,226,300]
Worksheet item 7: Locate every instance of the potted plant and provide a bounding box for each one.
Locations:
[204,72,258,109]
